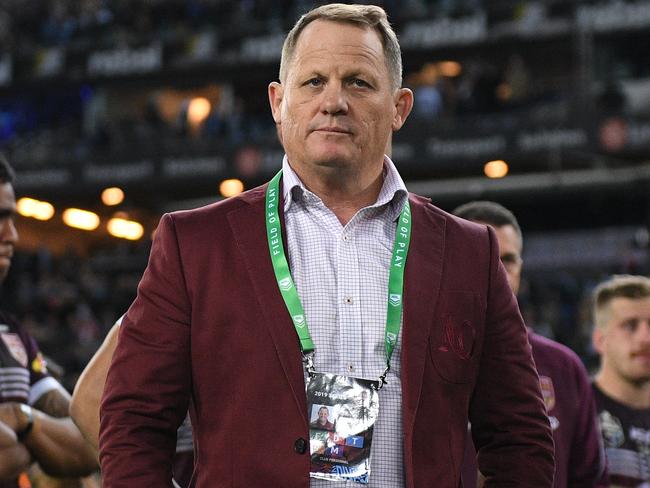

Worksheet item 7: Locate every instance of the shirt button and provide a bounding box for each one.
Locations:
[344,296,353,305]
[342,234,350,241]
[294,437,307,454]
[347,363,355,373]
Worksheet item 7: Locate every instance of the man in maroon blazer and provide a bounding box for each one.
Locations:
[99,4,554,487]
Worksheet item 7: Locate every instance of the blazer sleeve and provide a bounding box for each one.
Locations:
[99,213,192,487]
[469,226,555,487]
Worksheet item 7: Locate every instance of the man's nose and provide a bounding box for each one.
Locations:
[1,218,18,244]
[320,82,348,115]
[636,321,650,344]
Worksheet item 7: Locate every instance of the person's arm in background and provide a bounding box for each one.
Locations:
[0,387,98,476]
[70,320,121,455]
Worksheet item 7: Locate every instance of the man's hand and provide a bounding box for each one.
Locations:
[0,403,29,434]
[0,420,17,448]
[0,419,31,482]
[0,390,97,477]
[0,444,31,481]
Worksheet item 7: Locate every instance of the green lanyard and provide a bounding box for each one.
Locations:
[265,169,412,385]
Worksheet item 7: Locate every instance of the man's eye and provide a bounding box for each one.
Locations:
[622,320,638,332]
[307,78,322,87]
[351,79,369,88]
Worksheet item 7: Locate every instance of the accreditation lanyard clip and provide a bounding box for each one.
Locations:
[374,364,391,391]
[303,352,316,377]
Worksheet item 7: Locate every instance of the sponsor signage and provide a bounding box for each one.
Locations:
[87,44,162,77]
[16,169,71,188]
[577,0,650,31]
[239,34,284,62]
[400,14,487,49]
[163,157,226,177]
[84,161,155,183]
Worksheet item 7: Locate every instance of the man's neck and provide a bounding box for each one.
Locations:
[595,370,650,410]
[291,163,385,226]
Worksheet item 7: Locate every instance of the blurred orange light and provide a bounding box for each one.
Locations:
[102,187,124,206]
[187,97,211,126]
[107,218,144,241]
[484,160,509,179]
[62,208,100,231]
[17,197,55,221]
[219,179,244,198]
[438,61,462,77]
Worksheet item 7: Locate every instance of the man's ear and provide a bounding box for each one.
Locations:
[392,87,414,131]
[593,327,606,355]
[268,82,284,124]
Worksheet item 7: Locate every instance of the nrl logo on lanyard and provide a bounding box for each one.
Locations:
[388,294,401,307]
[293,315,306,328]
[278,277,293,291]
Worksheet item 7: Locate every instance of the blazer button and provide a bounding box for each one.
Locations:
[294,437,307,454]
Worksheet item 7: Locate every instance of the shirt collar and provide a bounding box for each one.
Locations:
[281,155,408,221]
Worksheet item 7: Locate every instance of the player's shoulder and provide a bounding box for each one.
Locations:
[529,332,585,369]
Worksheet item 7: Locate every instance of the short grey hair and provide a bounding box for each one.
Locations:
[593,275,650,328]
[453,201,523,242]
[279,3,402,90]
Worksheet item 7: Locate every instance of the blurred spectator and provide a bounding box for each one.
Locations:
[500,54,531,107]
[412,64,445,120]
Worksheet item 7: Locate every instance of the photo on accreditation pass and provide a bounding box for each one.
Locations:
[306,373,379,483]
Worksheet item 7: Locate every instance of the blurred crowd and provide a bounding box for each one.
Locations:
[0,57,585,171]
[0,0,484,53]
[0,0,637,171]
[0,243,150,392]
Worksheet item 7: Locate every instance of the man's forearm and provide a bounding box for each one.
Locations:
[70,320,121,455]
[0,443,31,481]
[23,413,97,476]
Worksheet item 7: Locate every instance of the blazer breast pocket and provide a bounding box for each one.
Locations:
[429,291,484,384]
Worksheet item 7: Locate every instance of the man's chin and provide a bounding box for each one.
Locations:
[309,152,357,170]
[623,371,650,386]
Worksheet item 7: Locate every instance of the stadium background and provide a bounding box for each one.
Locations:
[0,0,648,392]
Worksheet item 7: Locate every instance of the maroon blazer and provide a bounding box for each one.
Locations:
[99,184,554,487]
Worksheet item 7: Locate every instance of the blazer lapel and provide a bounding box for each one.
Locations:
[226,185,308,423]
[401,195,446,433]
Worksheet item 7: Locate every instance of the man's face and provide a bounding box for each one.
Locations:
[0,182,18,283]
[593,297,650,387]
[473,222,523,295]
[269,20,412,178]
[493,224,523,295]
[318,408,329,424]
